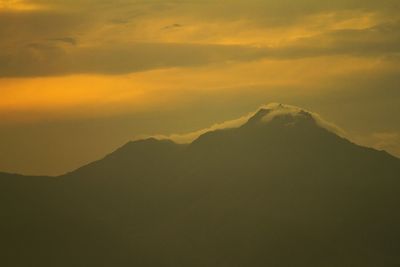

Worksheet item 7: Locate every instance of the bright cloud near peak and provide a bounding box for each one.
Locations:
[154,103,348,144]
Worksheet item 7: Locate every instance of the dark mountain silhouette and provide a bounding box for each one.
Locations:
[1,105,400,267]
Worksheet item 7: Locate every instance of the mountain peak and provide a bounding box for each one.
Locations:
[243,103,316,128]
[156,103,346,145]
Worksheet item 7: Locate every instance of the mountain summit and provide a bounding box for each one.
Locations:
[244,103,314,126]
[1,104,400,267]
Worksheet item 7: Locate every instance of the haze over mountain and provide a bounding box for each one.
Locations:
[1,104,400,267]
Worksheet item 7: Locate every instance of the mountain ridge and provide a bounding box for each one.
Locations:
[3,104,398,178]
[1,104,400,267]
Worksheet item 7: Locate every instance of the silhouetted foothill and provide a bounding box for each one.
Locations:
[1,105,400,267]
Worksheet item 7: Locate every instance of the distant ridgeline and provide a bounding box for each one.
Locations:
[1,104,400,267]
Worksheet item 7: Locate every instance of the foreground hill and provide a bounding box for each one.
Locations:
[1,104,400,267]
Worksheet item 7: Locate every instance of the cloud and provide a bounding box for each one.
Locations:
[2,53,397,124]
[26,42,56,50]
[47,37,76,45]
[0,9,84,48]
[271,20,400,59]
[2,19,399,77]
[0,0,45,11]
[0,42,270,77]
[259,103,347,137]
[162,23,182,30]
[153,103,348,144]
[372,132,400,148]
[0,0,399,77]
[355,132,400,158]
[155,112,256,144]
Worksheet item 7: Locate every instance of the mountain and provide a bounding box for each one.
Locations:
[1,104,400,267]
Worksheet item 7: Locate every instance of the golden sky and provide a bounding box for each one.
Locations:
[1,0,400,175]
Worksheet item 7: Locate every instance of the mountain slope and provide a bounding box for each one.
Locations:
[1,104,400,267]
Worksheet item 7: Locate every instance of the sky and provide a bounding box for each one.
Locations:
[1,0,400,175]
